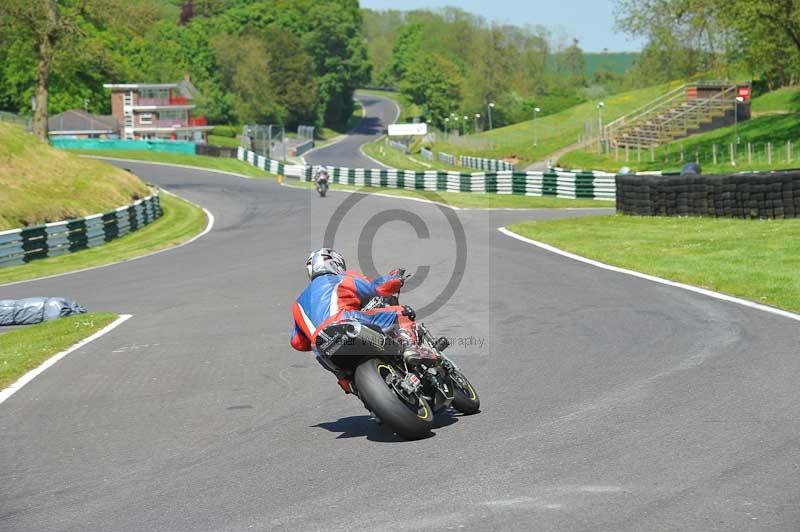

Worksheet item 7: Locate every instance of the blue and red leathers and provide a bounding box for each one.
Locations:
[290,270,412,370]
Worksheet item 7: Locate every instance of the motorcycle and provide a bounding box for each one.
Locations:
[315,170,329,197]
[315,282,480,440]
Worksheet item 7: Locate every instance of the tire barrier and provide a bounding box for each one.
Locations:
[0,193,162,268]
[616,171,800,218]
[238,147,614,201]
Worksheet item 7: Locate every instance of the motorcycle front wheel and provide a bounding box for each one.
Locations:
[354,358,432,440]
[318,182,328,197]
[449,370,481,415]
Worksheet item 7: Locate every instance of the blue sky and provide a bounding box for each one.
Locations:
[359,0,645,52]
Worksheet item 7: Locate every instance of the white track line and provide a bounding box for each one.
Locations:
[0,314,133,405]
[498,227,800,323]
[80,155,262,180]
[0,195,215,288]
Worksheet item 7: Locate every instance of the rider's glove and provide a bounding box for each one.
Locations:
[402,305,416,321]
[389,268,407,286]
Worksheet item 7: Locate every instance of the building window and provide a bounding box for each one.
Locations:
[140,112,153,125]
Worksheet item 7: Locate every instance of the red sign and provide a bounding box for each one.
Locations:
[738,87,751,101]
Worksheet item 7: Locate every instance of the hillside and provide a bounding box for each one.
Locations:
[0,123,149,230]
[427,81,682,167]
[558,86,800,173]
[583,52,639,77]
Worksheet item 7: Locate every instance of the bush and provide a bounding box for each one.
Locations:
[211,125,239,138]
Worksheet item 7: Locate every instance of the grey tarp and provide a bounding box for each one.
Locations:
[0,298,86,326]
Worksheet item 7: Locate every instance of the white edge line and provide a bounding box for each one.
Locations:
[497,226,800,323]
[0,194,215,288]
[79,155,263,180]
[0,314,134,405]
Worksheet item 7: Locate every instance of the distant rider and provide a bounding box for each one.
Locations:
[315,165,329,184]
[289,248,418,394]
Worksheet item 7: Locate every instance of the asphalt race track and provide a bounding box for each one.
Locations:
[304,94,399,169]
[1,97,800,532]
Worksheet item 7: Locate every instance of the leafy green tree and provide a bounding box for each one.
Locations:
[400,53,463,127]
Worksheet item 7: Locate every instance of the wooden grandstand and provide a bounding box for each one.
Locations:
[605,81,751,148]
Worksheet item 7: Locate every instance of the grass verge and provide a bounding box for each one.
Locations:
[1,123,149,229]
[429,82,680,167]
[0,193,207,286]
[0,312,118,390]
[361,139,460,171]
[559,114,800,174]
[73,150,274,179]
[507,215,800,312]
[287,179,612,209]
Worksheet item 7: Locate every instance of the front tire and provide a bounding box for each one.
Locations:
[450,371,480,415]
[354,358,432,440]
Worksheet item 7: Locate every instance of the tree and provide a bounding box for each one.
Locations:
[400,53,463,127]
[1,0,67,139]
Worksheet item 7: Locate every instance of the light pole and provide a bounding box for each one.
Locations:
[463,115,469,135]
[597,101,605,151]
[475,113,481,133]
[453,115,459,135]
[487,102,495,131]
[533,107,541,146]
[444,117,449,137]
[734,96,744,144]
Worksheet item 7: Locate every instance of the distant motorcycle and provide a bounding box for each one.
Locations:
[315,167,329,197]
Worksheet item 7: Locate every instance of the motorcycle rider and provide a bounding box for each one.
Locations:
[315,165,329,185]
[289,248,419,394]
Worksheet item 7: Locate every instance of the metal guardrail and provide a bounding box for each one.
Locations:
[459,155,515,172]
[237,147,613,201]
[0,193,162,268]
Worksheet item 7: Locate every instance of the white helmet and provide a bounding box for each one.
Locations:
[306,248,346,280]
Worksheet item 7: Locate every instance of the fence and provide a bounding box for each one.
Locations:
[51,138,196,154]
[298,125,315,140]
[0,111,30,129]
[420,147,433,161]
[596,140,800,170]
[237,147,613,201]
[0,193,162,268]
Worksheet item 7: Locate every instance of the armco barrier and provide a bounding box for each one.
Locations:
[438,151,456,166]
[237,147,613,201]
[616,171,800,218]
[0,193,162,268]
[459,155,515,172]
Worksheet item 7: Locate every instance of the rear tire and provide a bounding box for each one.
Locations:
[450,372,480,415]
[354,358,432,440]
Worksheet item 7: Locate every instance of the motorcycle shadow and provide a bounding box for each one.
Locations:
[311,411,461,442]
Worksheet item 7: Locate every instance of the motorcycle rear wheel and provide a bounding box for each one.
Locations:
[354,358,433,440]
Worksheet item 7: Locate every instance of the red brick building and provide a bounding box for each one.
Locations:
[103,78,213,143]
